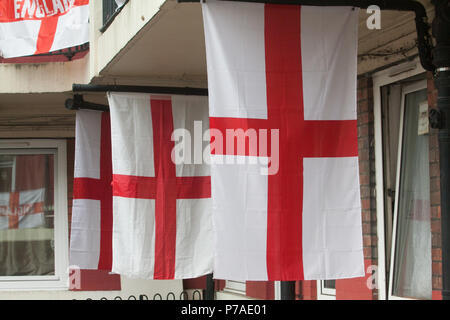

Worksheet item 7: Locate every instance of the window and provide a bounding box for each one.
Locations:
[0,140,68,290]
[224,280,246,295]
[388,81,431,300]
[317,280,336,300]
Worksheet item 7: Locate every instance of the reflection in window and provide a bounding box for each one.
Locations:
[0,154,55,276]
[392,89,431,299]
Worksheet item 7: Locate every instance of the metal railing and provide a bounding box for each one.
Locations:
[84,290,204,300]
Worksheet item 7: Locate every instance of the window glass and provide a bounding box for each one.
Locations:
[392,89,432,299]
[323,280,336,290]
[0,153,55,276]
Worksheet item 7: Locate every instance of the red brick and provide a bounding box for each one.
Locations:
[433,276,443,290]
[429,134,439,149]
[358,124,369,138]
[432,290,443,300]
[363,247,373,259]
[431,191,441,206]
[362,222,371,235]
[431,220,442,234]
[361,199,371,211]
[360,186,370,198]
[432,248,442,262]
[430,163,440,178]
[359,160,370,175]
[358,112,369,126]
[359,174,370,186]
[363,235,372,246]
[432,262,442,275]
[428,91,437,109]
[432,232,442,248]
[431,206,441,219]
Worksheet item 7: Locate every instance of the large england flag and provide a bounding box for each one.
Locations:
[0,0,89,58]
[203,1,364,280]
[108,93,213,279]
[69,110,113,270]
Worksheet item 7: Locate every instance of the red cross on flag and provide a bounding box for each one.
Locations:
[203,1,364,280]
[69,110,113,270]
[107,93,213,279]
[0,0,89,58]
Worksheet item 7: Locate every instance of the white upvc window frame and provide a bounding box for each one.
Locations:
[223,280,246,295]
[0,139,69,290]
[373,57,427,300]
[316,280,336,300]
[387,79,428,300]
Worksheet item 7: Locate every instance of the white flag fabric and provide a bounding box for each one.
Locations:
[203,1,364,280]
[108,92,213,279]
[0,188,45,230]
[115,0,126,8]
[69,110,114,270]
[0,0,89,58]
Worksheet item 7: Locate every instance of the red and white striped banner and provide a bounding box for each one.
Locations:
[203,1,364,281]
[0,0,89,58]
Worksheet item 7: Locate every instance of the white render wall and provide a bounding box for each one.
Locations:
[0,277,183,300]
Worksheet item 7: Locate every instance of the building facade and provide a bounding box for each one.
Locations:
[0,0,442,300]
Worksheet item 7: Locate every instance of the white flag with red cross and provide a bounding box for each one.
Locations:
[69,110,114,270]
[107,93,214,279]
[0,188,45,230]
[0,0,89,58]
[203,1,364,281]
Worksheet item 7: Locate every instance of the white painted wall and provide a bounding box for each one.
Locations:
[0,278,183,300]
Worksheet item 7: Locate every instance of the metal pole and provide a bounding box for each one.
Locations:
[280,281,296,300]
[204,273,215,300]
[72,83,208,96]
[430,0,450,300]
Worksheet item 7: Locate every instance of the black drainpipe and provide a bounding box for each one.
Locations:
[429,0,450,301]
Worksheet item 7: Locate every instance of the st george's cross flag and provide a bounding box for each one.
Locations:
[69,110,114,270]
[0,0,89,58]
[107,93,213,279]
[202,1,364,281]
[0,188,45,230]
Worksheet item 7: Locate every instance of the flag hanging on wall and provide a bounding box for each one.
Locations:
[69,110,114,271]
[107,92,213,279]
[202,0,364,281]
[0,0,89,58]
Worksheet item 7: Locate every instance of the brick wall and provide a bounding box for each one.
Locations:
[427,72,443,300]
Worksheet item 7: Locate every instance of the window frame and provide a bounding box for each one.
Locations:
[387,80,429,300]
[223,280,247,295]
[373,57,426,300]
[0,139,69,290]
[316,280,336,300]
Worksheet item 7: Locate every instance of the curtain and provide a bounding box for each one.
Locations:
[0,154,54,276]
